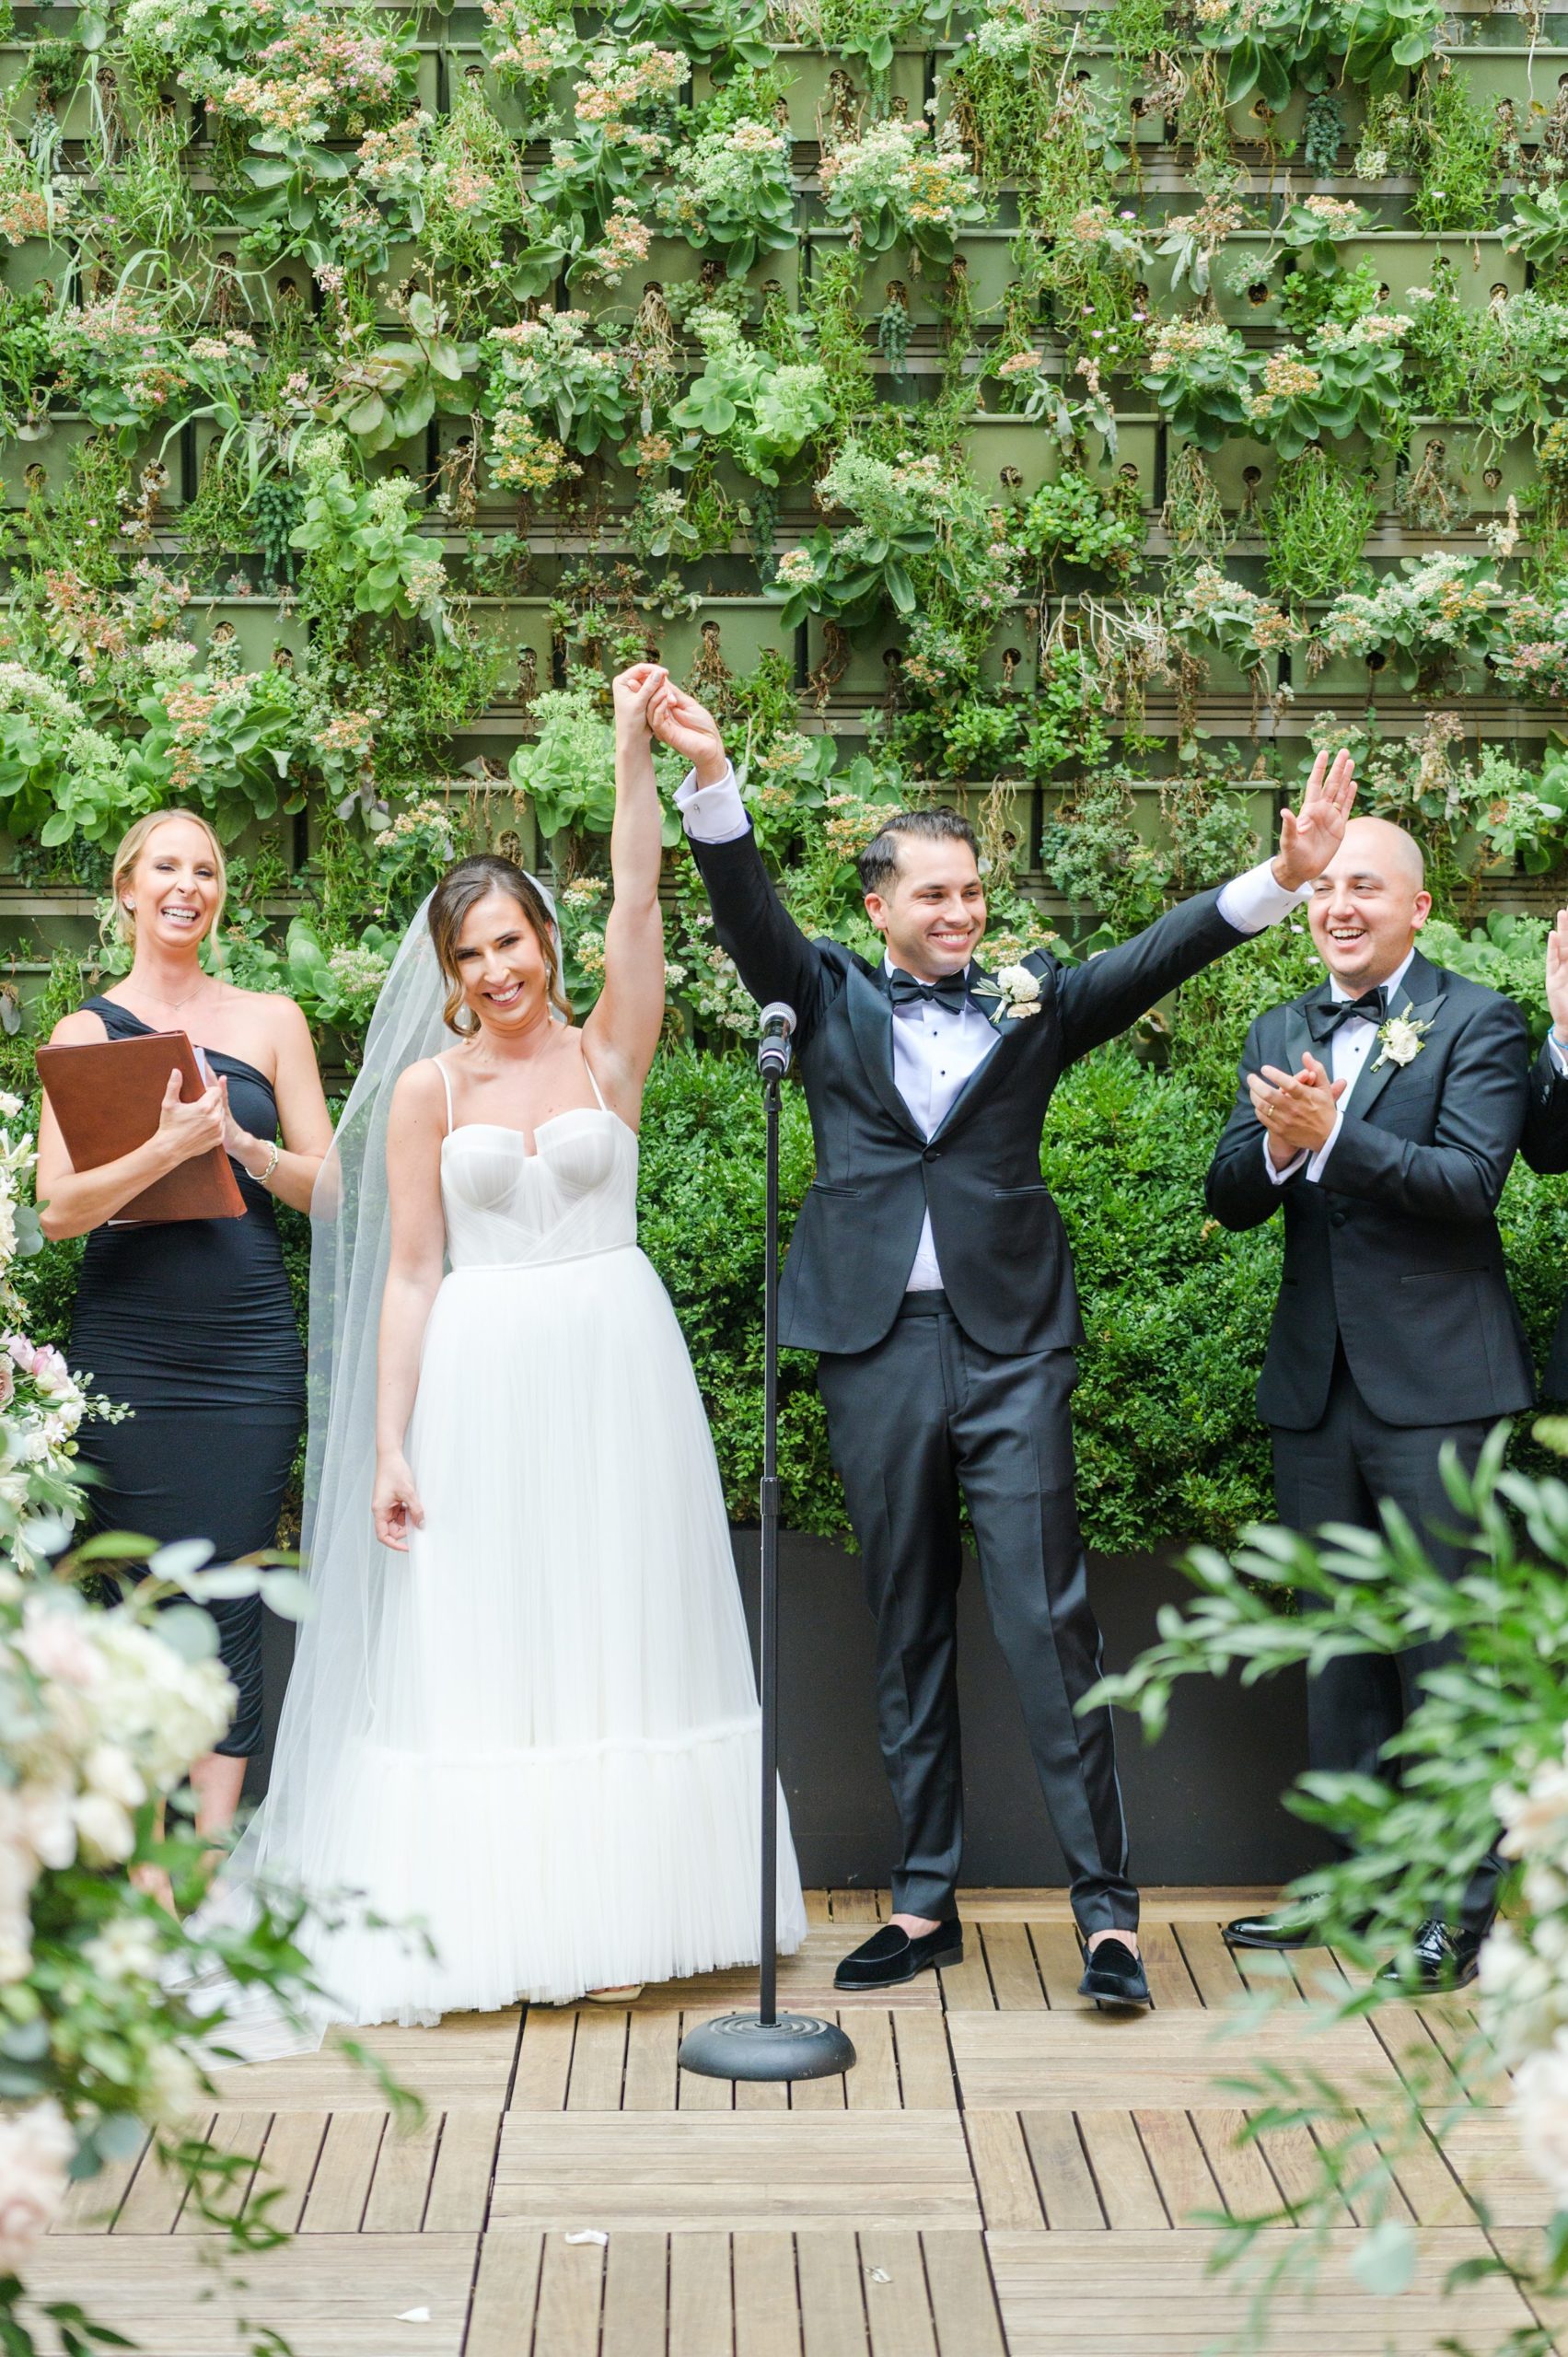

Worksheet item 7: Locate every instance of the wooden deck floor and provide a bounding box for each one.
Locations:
[32,1890,1562,2355]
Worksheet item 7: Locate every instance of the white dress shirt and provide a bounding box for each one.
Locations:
[1265,944,1418,1187]
[678,764,1311,1288]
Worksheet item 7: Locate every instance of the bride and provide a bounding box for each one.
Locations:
[224,661,807,2022]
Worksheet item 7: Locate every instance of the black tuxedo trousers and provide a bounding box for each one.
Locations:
[818,1293,1134,1932]
[1272,1344,1503,1934]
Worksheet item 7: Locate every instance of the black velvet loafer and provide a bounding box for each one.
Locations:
[1376,1918,1482,1995]
[1077,1936,1151,2009]
[833,1920,964,1991]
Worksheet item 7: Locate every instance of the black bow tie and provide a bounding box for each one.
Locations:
[886,969,972,1015]
[1307,987,1388,1044]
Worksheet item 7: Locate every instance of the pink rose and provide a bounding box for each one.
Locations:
[15,1604,101,1691]
[0,2100,74,2271]
[3,1338,35,1376]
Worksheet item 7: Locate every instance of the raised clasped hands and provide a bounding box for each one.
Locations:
[645,679,728,785]
[1272,749,1358,892]
[611,660,669,743]
[1248,1052,1346,1171]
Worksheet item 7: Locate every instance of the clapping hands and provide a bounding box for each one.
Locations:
[1248,1053,1346,1170]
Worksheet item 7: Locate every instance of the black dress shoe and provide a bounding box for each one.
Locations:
[833,1920,963,1991]
[1223,1911,1326,1951]
[1376,1918,1483,1994]
[1077,1936,1151,2009]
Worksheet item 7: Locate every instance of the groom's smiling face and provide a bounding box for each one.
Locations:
[865,840,987,982]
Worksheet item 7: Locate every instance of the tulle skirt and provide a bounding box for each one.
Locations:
[294,1244,806,2023]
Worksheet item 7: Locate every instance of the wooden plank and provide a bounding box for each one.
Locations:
[736,2074,791,2113]
[567,2006,629,2111]
[533,2231,606,2357]
[843,2013,900,2113]
[1028,1923,1088,2010]
[1425,2109,1541,2226]
[601,2230,668,2357]
[891,2014,955,2113]
[662,1932,936,2016]
[958,1889,1282,1923]
[936,1938,994,2012]
[791,2025,849,2114]
[679,2013,736,2111]
[21,2232,480,2355]
[1076,2109,1167,2230]
[986,2226,1541,2354]
[1019,2112,1103,2230]
[246,2111,328,2239]
[981,1922,1045,2010]
[113,2117,215,2235]
[831,1891,882,1925]
[424,2108,499,2234]
[1174,1922,1252,2010]
[947,2008,1397,2111]
[1191,2107,1287,2224]
[491,2112,980,2234]
[1314,2109,1415,2228]
[1132,2109,1222,2227]
[1137,1923,1201,2011]
[362,2107,441,2233]
[797,2227,868,2357]
[734,2230,802,2357]
[510,2008,576,2111]
[624,2009,680,2112]
[922,2231,1007,2357]
[299,2111,385,2235]
[51,2142,145,2234]
[806,1892,833,1924]
[213,2012,520,2113]
[465,2223,543,2357]
[861,2227,936,2357]
[964,2110,1042,2230]
[176,2111,268,2233]
[1251,2113,1355,2225]
[668,2229,732,2357]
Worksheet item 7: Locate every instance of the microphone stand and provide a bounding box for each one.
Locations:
[678,1028,856,2086]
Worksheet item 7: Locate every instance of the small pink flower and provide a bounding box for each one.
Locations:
[4,1337,35,1376]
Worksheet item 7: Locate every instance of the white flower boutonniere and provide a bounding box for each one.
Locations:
[975,966,1043,1027]
[1370,1003,1434,1072]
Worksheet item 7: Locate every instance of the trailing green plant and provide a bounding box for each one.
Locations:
[1259,445,1379,606]
[1016,466,1144,584]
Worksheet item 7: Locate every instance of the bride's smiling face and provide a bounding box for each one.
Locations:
[453,888,552,1030]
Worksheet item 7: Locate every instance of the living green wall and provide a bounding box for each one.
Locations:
[5,0,1568,1548]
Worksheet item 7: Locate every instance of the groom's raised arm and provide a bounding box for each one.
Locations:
[678,764,834,1045]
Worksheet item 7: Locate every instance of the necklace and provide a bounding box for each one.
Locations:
[124,976,215,1019]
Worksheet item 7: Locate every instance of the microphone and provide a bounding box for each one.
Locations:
[757,1001,796,1082]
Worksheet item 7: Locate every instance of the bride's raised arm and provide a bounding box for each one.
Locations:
[583,663,670,1106]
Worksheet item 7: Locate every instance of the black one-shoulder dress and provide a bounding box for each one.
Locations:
[65,997,307,1757]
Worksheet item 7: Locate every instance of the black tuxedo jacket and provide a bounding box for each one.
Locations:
[1520,1037,1568,1394]
[1205,950,1533,1431]
[690,826,1256,1358]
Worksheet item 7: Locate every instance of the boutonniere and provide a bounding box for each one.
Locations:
[971,966,1043,1027]
[1370,1003,1434,1072]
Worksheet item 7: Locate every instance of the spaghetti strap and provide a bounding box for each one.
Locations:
[435,1056,455,1135]
[582,1051,607,1112]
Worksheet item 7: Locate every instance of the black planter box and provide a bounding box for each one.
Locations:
[250,1531,1326,1888]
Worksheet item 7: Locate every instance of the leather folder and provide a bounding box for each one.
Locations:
[36,1031,248,1224]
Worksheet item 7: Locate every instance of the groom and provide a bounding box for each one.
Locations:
[648,675,1355,2003]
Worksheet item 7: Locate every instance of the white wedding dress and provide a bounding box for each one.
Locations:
[263,1053,807,2024]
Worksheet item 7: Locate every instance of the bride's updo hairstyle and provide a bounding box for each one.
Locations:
[428,853,569,1035]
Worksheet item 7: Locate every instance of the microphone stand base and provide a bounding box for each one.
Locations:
[679,2011,857,2084]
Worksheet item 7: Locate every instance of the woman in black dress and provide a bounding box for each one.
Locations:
[36,809,333,1838]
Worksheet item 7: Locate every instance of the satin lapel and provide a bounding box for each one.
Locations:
[1343,952,1445,1127]
[1282,994,1318,1081]
[929,962,1028,1146]
[846,967,926,1144]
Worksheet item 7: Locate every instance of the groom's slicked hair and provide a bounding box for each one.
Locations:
[428,853,569,1031]
[859,807,980,900]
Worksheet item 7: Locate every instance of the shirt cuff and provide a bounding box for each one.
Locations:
[1217,860,1314,935]
[1263,1135,1307,1185]
[1551,1031,1568,1078]
[1306,1105,1345,1183]
[675,762,749,844]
